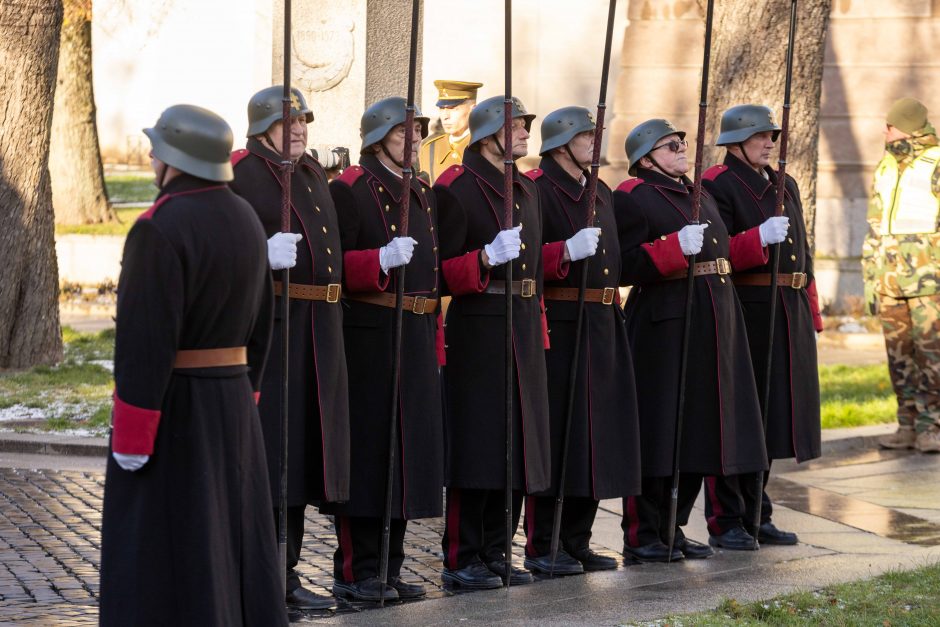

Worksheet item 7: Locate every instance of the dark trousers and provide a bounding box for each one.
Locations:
[332,515,407,583]
[442,487,523,570]
[621,474,703,547]
[273,505,306,593]
[703,464,773,535]
[523,495,598,557]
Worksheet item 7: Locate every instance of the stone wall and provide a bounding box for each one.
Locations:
[607,0,940,311]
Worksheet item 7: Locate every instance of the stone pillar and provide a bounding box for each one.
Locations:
[603,0,703,185]
[272,0,423,152]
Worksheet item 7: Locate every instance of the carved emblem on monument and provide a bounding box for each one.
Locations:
[293,18,355,92]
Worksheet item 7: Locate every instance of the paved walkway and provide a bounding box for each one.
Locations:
[0,430,937,625]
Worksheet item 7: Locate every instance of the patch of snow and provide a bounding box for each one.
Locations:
[0,405,47,422]
[89,359,114,373]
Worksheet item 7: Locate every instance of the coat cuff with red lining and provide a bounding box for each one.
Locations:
[729,226,768,271]
[641,231,688,276]
[541,241,570,281]
[111,393,161,455]
[442,250,490,296]
[807,279,824,333]
[343,249,390,292]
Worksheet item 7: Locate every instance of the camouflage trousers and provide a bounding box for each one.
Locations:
[879,293,940,431]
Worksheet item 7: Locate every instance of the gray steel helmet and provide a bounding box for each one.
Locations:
[539,106,596,155]
[360,97,430,153]
[143,104,234,182]
[625,119,686,175]
[246,86,313,137]
[716,104,781,146]
[469,95,536,147]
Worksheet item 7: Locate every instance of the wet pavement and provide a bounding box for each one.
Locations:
[0,436,938,625]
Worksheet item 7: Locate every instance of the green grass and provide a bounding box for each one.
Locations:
[54,174,154,236]
[0,327,114,432]
[55,205,148,237]
[819,363,896,429]
[639,561,940,625]
[106,174,155,203]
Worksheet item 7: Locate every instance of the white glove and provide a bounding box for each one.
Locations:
[484,226,523,267]
[113,452,149,471]
[759,216,790,246]
[677,224,708,256]
[267,232,303,270]
[565,227,601,262]
[379,237,417,274]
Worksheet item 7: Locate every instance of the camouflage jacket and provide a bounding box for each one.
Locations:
[862,137,940,309]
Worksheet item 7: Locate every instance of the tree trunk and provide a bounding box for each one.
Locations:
[0,0,64,369]
[50,0,114,225]
[699,0,832,247]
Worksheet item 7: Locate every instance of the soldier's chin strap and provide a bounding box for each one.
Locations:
[737,142,761,171]
[564,144,590,180]
[645,153,681,183]
[380,140,406,170]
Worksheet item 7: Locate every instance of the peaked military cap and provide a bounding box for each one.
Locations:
[434,80,483,107]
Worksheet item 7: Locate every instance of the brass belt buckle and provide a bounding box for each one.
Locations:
[411,295,428,314]
[715,258,731,276]
[790,272,807,289]
[602,287,615,305]
[520,279,536,298]
[325,283,341,303]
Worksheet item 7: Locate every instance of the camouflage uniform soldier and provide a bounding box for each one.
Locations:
[864,97,940,453]
[419,80,483,183]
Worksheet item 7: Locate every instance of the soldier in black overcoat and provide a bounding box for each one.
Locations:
[520,107,642,575]
[100,105,287,626]
[700,105,822,548]
[229,86,350,610]
[613,119,771,563]
[322,97,444,603]
[434,96,552,589]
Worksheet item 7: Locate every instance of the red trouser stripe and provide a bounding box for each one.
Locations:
[705,476,723,535]
[339,515,355,582]
[626,496,640,547]
[446,489,462,569]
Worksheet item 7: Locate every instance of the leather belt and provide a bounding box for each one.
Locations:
[663,258,731,281]
[273,281,342,303]
[733,272,808,289]
[174,346,247,369]
[345,292,439,314]
[543,286,618,305]
[483,279,536,298]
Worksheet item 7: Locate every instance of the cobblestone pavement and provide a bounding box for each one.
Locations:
[0,466,619,625]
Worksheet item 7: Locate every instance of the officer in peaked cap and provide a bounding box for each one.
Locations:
[100,104,286,625]
[229,85,351,611]
[419,80,483,183]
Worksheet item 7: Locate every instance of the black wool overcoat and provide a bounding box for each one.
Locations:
[230,139,351,506]
[704,153,822,461]
[613,167,769,477]
[527,155,642,500]
[100,175,286,626]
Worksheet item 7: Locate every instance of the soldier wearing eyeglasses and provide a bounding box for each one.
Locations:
[699,105,822,550]
[613,119,769,563]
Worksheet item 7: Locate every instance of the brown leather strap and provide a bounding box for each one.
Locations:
[732,272,808,289]
[174,347,247,369]
[273,281,342,302]
[662,258,732,281]
[543,286,618,305]
[345,292,439,314]
[482,279,537,298]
